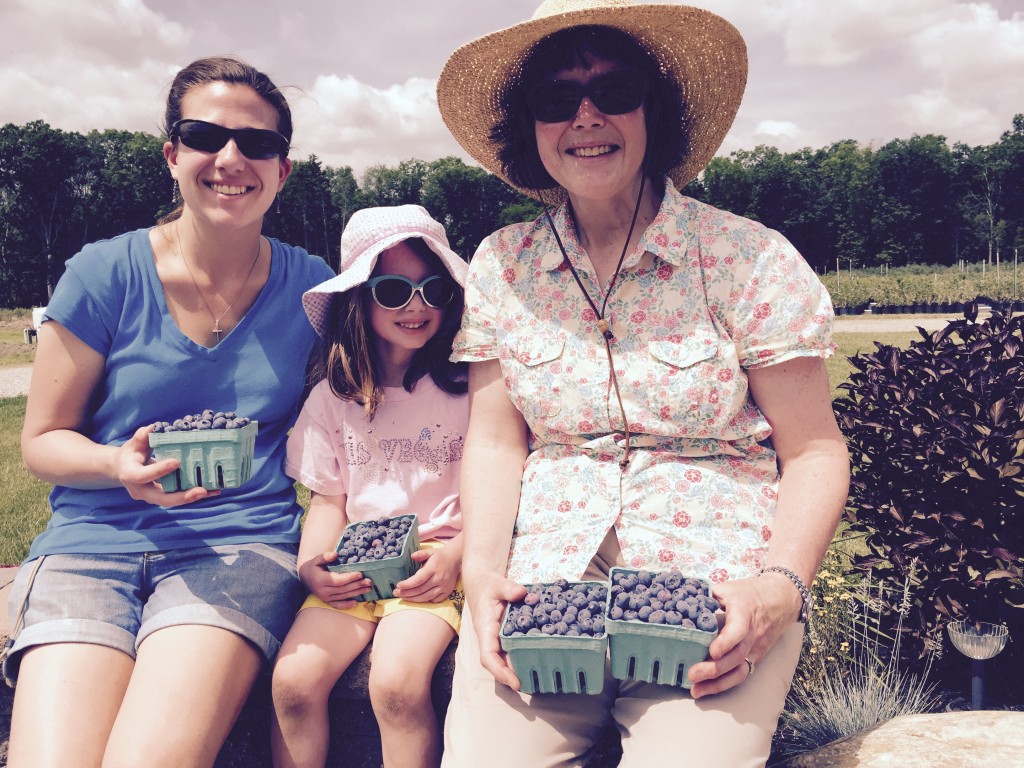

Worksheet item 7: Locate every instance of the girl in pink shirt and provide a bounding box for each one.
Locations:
[271,205,468,768]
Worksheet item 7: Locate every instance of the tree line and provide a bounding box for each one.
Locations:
[1,115,1022,308]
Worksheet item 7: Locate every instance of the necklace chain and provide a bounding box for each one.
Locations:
[177,226,261,344]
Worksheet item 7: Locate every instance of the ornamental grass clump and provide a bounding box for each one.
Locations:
[832,302,1023,699]
[775,573,940,761]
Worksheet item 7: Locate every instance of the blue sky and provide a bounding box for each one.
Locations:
[1,0,1021,177]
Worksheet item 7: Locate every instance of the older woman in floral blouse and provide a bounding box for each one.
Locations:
[435,2,850,765]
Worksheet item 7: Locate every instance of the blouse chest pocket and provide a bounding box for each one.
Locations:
[500,332,565,421]
[647,327,743,432]
[648,329,720,370]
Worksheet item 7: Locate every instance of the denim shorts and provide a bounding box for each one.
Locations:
[3,542,304,686]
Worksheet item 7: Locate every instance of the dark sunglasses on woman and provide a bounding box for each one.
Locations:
[171,119,290,160]
[365,274,456,310]
[527,69,649,123]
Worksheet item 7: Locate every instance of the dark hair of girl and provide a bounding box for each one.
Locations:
[159,55,292,224]
[491,25,684,191]
[309,238,467,419]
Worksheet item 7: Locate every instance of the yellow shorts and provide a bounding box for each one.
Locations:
[301,539,463,633]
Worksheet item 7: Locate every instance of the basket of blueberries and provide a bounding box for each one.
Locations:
[500,579,609,695]
[605,567,720,689]
[148,410,257,492]
[326,514,420,602]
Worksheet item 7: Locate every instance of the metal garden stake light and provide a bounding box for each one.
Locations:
[946,621,1009,710]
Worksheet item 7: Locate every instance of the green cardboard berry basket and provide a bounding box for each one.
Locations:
[149,421,258,492]
[326,514,420,602]
[499,580,609,695]
[606,568,718,689]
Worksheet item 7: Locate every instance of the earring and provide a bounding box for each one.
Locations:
[276,195,281,215]
[171,180,179,204]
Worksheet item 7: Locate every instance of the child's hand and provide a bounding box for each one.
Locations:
[299,550,373,608]
[393,544,460,603]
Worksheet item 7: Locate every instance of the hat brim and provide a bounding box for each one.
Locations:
[302,233,468,339]
[436,4,747,202]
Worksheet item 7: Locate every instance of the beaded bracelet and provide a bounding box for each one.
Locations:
[758,565,813,623]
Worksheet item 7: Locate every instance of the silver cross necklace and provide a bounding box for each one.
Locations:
[177,226,261,344]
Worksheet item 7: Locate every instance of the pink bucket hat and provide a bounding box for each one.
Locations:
[302,204,468,338]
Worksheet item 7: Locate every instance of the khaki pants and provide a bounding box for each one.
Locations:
[442,530,803,768]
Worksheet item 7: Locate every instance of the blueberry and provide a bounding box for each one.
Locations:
[663,572,683,590]
[664,611,683,626]
[648,610,666,624]
[696,611,717,632]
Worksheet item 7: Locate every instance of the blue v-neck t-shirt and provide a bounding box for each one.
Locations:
[28,228,334,558]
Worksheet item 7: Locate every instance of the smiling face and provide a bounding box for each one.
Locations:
[534,54,649,208]
[368,241,448,380]
[164,81,291,231]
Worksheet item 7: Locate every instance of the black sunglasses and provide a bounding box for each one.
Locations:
[171,119,290,160]
[365,275,456,310]
[526,69,649,123]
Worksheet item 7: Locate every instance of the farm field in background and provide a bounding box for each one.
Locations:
[820,262,1023,309]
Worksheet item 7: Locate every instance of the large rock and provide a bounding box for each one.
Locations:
[782,710,1024,768]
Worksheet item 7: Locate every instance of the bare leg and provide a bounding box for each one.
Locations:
[101,625,263,768]
[7,643,134,768]
[271,607,377,768]
[369,610,456,768]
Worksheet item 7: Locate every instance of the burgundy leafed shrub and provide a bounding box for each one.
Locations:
[833,302,1023,691]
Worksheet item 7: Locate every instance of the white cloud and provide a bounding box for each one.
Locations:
[291,75,466,175]
[1,0,1021,177]
[754,119,801,141]
[0,0,188,133]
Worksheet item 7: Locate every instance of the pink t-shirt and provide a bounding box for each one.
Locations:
[285,376,467,541]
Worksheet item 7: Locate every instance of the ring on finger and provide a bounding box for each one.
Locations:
[745,657,756,677]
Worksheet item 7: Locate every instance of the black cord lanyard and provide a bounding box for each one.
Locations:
[539,173,648,471]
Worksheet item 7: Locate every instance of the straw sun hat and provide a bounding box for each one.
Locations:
[302,204,467,339]
[436,0,748,201]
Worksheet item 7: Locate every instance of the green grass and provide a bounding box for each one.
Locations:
[0,307,37,369]
[0,397,50,565]
[828,330,924,396]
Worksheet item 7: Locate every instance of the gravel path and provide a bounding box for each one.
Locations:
[0,366,33,398]
[833,316,954,334]
[0,316,955,401]
[0,315,958,403]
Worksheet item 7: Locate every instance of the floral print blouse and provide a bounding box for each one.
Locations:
[452,180,834,584]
